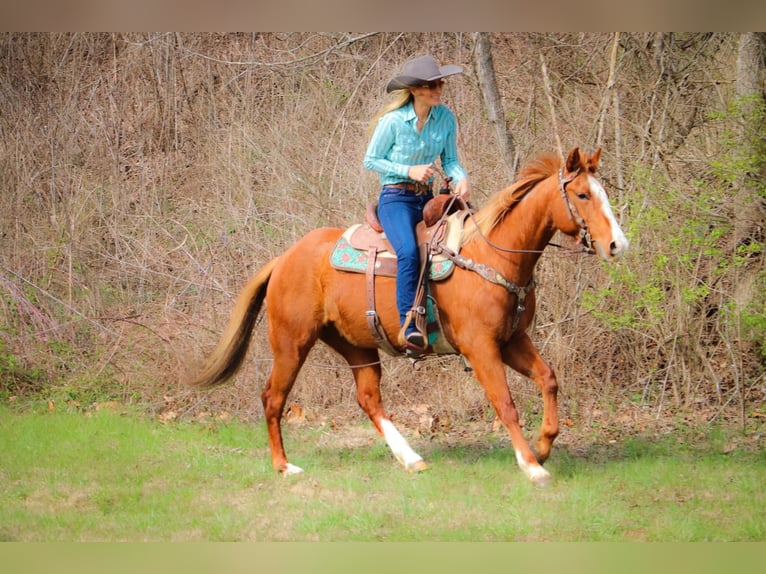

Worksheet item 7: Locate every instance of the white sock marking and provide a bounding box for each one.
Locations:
[380,418,423,469]
[282,462,304,476]
[515,449,551,484]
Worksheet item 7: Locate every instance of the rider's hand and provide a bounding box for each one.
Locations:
[454,178,471,200]
[408,164,434,184]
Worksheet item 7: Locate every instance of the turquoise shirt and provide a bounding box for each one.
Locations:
[363,102,467,187]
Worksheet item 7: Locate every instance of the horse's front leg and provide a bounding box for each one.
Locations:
[464,345,551,487]
[502,332,559,464]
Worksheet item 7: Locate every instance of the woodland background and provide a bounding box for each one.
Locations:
[0,32,764,436]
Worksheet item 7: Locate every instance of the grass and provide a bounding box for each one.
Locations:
[1,403,764,542]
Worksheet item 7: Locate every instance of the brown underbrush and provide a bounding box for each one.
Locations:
[1,33,763,433]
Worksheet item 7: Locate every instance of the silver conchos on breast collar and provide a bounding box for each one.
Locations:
[435,243,536,332]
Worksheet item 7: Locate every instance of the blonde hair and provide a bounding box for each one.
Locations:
[367,89,412,137]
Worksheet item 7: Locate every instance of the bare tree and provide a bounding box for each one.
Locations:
[734,32,766,246]
[597,33,624,189]
[472,32,515,178]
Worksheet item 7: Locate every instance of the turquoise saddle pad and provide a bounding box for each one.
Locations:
[330,235,455,281]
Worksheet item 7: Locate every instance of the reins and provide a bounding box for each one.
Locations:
[434,170,595,258]
[416,168,597,334]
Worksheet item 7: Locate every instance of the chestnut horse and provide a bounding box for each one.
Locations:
[189,147,628,487]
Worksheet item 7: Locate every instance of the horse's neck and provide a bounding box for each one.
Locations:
[467,181,556,281]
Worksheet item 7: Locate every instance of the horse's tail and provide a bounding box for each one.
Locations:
[188,257,280,389]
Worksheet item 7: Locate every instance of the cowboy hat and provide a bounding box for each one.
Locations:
[386,55,463,93]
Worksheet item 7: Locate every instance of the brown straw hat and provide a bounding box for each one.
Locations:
[386,55,463,93]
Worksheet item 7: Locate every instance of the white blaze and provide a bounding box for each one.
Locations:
[589,175,629,257]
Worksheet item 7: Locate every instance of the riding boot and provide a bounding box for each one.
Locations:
[398,245,430,357]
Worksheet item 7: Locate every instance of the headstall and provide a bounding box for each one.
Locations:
[558,168,595,254]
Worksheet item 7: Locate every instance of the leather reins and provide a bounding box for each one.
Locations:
[434,169,595,258]
[425,169,598,332]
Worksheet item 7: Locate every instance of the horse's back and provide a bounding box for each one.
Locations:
[269,227,343,288]
[285,227,344,257]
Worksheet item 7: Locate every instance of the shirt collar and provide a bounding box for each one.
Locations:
[403,101,436,125]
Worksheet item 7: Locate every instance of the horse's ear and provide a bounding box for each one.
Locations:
[588,148,602,172]
[565,147,582,174]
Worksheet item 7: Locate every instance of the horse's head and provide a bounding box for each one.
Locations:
[557,147,629,260]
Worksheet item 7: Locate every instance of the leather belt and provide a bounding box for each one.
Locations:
[383,182,433,195]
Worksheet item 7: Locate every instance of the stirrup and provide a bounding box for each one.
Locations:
[399,310,427,349]
[404,331,427,355]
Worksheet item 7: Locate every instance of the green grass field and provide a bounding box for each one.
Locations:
[1,404,764,542]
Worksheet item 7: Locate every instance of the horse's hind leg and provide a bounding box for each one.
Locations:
[325,335,427,472]
[502,333,559,463]
[262,328,317,476]
[354,355,428,472]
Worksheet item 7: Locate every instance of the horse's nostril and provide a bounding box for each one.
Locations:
[610,239,628,257]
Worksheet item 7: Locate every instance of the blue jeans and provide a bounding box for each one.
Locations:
[377,187,432,331]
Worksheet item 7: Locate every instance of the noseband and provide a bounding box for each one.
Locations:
[558,168,595,255]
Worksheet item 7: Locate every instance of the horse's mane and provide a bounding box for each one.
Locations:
[463,153,562,242]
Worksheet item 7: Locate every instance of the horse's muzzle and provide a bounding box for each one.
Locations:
[603,236,629,259]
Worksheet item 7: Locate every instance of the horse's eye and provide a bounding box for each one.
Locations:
[577,193,588,200]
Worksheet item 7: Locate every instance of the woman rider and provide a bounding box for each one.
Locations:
[363,55,471,356]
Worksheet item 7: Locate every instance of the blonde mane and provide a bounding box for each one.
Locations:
[463,153,562,243]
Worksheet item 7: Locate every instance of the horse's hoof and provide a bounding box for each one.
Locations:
[530,433,551,464]
[406,459,429,473]
[531,470,552,489]
[521,462,551,488]
[280,462,305,476]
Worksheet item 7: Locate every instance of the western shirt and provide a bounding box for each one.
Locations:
[363,102,467,187]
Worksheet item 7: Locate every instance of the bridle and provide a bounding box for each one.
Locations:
[435,169,596,257]
[426,168,599,331]
[558,168,596,255]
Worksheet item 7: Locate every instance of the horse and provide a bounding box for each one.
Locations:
[189,147,629,487]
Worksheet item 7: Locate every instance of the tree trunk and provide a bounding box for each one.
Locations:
[736,33,764,107]
[472,32,515,178]
[598,32,624,189]
[734,32,766,246]
[731,33,765,431]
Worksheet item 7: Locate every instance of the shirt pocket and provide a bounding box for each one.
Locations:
[400,133,419,148]
[427,132,444,147]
